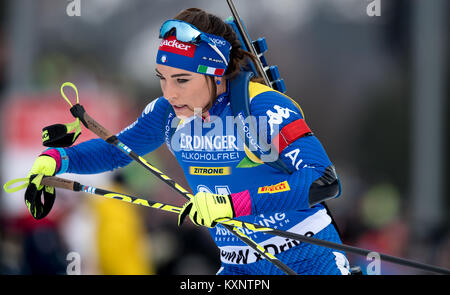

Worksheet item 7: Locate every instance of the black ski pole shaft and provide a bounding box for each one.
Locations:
[222,219,450,275]
[41,176,450,275]
[40,176,181,213]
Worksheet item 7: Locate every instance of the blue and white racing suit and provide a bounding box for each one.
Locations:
[54,81,350,275]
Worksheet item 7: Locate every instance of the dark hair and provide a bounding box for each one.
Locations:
[173,8,262,110]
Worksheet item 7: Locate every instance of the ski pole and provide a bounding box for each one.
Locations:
[29,176,450,275]
[6,175,449,275]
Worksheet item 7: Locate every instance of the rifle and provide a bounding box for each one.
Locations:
[225,0,287,93]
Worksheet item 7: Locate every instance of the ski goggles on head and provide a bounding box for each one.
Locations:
[157,19,231,76]
[159,19,230,66]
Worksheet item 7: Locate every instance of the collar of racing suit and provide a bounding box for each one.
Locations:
[202,80,231,122]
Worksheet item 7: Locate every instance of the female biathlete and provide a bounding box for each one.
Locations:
[26,8,350,275]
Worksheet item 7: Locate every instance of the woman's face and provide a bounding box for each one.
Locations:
[156,64,212,119]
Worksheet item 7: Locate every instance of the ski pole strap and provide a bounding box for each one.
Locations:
[41,82,83,148]
[3,178,29,193]
[60,82,79,107]
[3,176,56,220]
[59,82,88,131]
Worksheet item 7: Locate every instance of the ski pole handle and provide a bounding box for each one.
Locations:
[70,104,115,141]
[41,176,79,191]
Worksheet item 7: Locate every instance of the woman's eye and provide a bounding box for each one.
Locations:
[177,79,188,83]
[156,74,165,80]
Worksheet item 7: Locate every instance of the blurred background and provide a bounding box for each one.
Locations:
[0,0,448,275]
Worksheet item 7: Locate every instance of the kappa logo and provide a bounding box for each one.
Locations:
[266,105,297,136]
[159,36,195,57]
[257,181,290,194]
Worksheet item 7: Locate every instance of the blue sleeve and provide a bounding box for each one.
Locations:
[63,97,171,174]
[243,91,333,214]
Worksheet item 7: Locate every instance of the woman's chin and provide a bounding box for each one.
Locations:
[173,106,207,120]
[174,109,193,120]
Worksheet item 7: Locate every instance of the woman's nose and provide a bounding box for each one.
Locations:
[163,86,177,102]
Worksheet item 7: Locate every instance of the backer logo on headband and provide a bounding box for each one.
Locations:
[159,36,195,58]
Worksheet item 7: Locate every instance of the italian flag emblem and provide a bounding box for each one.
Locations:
[197,65,225,76]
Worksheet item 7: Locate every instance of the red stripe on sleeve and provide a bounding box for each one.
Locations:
[272,119,312,153]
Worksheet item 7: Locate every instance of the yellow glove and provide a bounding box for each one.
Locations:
[24,155,57,219]
[27,155,57,189]
[178,192,235,228]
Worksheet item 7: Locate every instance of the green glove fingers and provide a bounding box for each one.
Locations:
[45,185,55,194]
[30,174,44,187]
[178,202,193,227]
[178,192,235,228]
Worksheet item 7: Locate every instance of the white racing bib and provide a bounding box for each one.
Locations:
[218,209,332,264]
